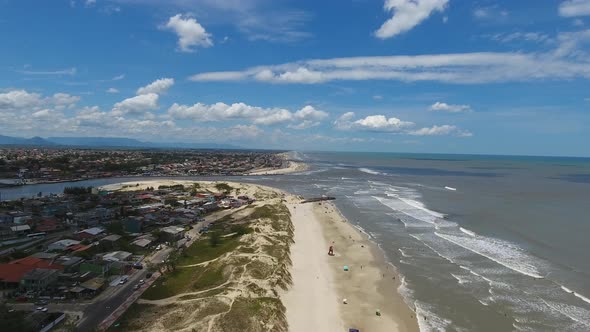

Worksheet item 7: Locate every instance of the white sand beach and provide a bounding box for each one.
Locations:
[282,200,419,332]
[246,152,310,175]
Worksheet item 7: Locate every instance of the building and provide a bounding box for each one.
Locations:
[124,217,144,233]
[20,268,60,291]
[102,251,132,263]
[10,224,31,236]
[161,226,185,242]
[0,213,14,223]
[131,235,154,248]
[100,234,122,249]
[48,239,81,251]
[75,227,105,240]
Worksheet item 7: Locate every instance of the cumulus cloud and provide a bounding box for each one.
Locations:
[409,124,472,137]
[334,112,413,132]
[0,90,79,111]
[375,0,449,39]
[162,14,213,52]
[190,32,590,85]
[429,102,471,113]
[137,78,175,95]
[112,93,159,115]
[559,0,590,17]
[334,111,471,136]
[168,102,327,127]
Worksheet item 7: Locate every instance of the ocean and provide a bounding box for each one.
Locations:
[2,151,590,331]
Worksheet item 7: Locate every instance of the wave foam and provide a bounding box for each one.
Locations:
[459,227,477,237]
[435,232,545,279]
[359,167,384,175]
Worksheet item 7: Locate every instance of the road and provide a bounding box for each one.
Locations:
[75,247,172,332]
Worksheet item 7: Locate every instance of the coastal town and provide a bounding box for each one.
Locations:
[0,180,265,331]
[0,148,285,186]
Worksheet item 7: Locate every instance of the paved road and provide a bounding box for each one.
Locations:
[75,247,172,332]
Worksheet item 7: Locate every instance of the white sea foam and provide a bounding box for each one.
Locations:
[574,292,590,305]
[562,286,574,293]
[415,301,453,332]
[459,227,477,237]
[398,248,412,258]
[450,273,469,285]
[359,167,383,175]
[435,232,545,279]
[542,300,590,327]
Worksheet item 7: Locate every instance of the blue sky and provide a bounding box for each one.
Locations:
[1,0,589,156]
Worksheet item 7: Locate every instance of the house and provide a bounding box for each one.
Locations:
[79,277,105,295]
[20,268,60,291]
[100,234,122,249]
[10,224,31,236]
[35,219,63,233]
[202,202,220,213]
[123,217,143,233]
[48,239,81,251]
[102,251,132,263]
[75,227,105,240]
[131,235,154,248]
[55,256,84,273]
[161,226,185,242]
[0,264,31,288]
[80,260,112,277]
[10,212,32,224]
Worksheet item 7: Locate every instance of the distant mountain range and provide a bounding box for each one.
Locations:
[0,135,240,150]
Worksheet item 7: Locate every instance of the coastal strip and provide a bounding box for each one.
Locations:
[282,200,419,331]
[246,152,310,175]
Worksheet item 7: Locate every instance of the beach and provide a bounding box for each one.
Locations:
[282,200,418,332]
[247,152,310,175]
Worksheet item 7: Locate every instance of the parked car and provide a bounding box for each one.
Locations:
[133,284,140,290]
[138,279,145,285]
[155,245,162,250]
[146,272,153,278]
[133,263,143,269]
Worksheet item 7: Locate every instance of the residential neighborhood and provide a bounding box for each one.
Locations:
[0,148,284,186]
[0,182,254,331]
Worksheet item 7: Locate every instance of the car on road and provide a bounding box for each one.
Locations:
[146,272,153,278]
[133,263,143,269]
[156,245,162,250]
[36,307,43,311]
[138,279,145,285]
[133,284,140,290]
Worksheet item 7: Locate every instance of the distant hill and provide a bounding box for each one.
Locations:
[0,135,240,150]
[0,135,55,146]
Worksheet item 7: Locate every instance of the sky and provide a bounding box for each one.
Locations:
[1,0,590,156]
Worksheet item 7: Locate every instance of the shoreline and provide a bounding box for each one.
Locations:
[246,152,310,175]
[282,199,419,331]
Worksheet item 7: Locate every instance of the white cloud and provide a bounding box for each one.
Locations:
[559,0,590,17]
[491,32,552,44]
[573,18,585,26]
[137,78,175,95]
[112,74,125,80]
[409,125,472,136]
[162,14,213,52]
[0,90,42,109]
[473,6,509,20]
[294,105,328,121]
[375,0,448,39]
[18,67,77,76]
[190,34,590,84]
[112,93,159,115]
[85,0,96,6]
[335,112,413,132]
[429,101,471,113]
[168,102,327,127]
[107,88,119,93]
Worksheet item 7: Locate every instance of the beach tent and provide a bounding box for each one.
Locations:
[349,329,359,332]
[343,265,349,271]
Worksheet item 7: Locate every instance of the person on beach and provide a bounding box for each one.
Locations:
[328,245,334,256]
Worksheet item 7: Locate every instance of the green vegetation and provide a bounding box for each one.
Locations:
[218,297,287,332]
[177,235,241,266]
[142,264,227,300]
[215,182,233,193]
[158,184,185,190]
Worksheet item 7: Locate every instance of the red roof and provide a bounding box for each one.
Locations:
[70,244,91,252]
[0,264,31,283]
[10,257,64,271]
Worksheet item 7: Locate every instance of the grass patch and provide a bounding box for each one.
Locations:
[192,267,225,290]
[142,267,203,300]
[215,183,233,193]
[218,297,287,332]
[177,235,241,266]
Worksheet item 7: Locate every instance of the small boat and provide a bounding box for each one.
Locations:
[444,186,457,191]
